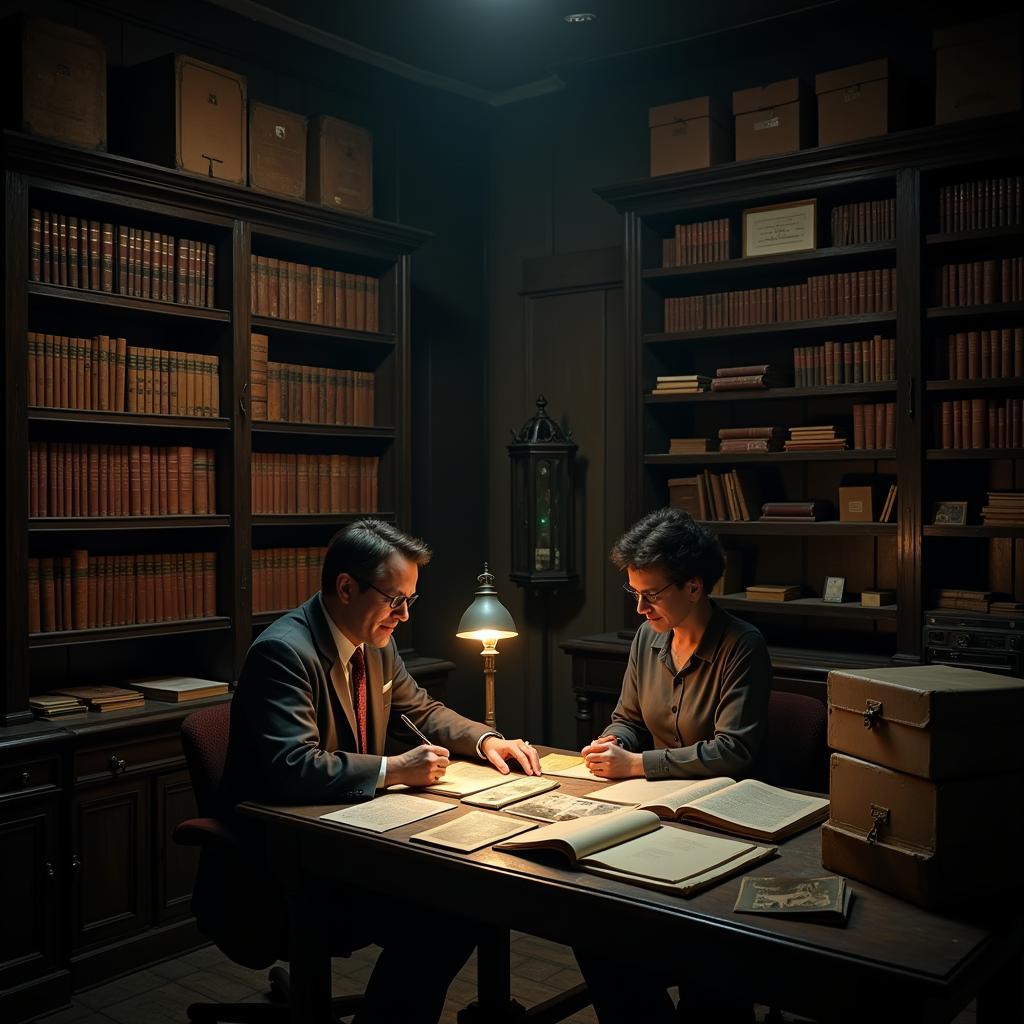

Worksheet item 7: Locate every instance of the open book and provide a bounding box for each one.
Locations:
[495,809,775,897]
[588,777,828,842]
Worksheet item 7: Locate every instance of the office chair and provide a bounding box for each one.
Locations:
[174,702,363,1023]
[752,690,829,792]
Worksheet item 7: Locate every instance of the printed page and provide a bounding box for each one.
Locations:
[586,777,733,808]
[581,826,754,883]
[686,779,829,832]
[421,761,520,797]
[539,753,607,782]
[319,794,453,833]
[501,793,623,823]
[410,811,536,852]
[463,776,558,808]
[496,808,660,861]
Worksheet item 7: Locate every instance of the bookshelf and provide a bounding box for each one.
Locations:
[1,129,429,1014]
[597,113,1024,671]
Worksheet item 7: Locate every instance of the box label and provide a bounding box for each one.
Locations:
[754,114,780,131]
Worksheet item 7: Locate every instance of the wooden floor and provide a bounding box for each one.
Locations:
[31,933,976,1023]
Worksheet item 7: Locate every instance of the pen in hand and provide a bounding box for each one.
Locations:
[400,713,433,747]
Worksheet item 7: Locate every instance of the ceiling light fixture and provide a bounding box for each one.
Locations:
[563,12,596,24]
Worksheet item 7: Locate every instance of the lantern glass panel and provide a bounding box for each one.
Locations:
[511,458,528,573]
[535,459,552,571]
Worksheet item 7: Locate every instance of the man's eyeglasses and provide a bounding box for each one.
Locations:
[622,581,676,605]
[353,577,420,610]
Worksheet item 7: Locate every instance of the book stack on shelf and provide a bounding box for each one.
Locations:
[651,374,710,396]
[852,402,896,449]
[251,453,379,514]
[28,551,216,634]
[760,501,830,522]
[794,337,896,387]
[982,492,1024,526]
[940,329,1023,380]
[29,693,88,720]
[710,363,785,392]
[719,426,784,453]
[30,208,216,306]
[251,257,379,330]
[49,685,144,713]
[784,426,847,452]
[936,258,1024,306]
[933,588,994,613]
[266,362,375,425]
[128,676,229,703]
[252,546,327,613]
[830,199,895,244]
[745,584,800,603]
[667,438,716,454]
[937,177,1023,230]
[661,216,731,267]
[28,443,216,518]
[937,397,1023,449]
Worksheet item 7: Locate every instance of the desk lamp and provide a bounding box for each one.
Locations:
[456,564,517,731]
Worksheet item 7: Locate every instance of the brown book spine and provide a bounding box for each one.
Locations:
[30,208,42,281]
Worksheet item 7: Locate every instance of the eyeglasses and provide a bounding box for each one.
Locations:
[622,581,676,605]
[353,577,420,611]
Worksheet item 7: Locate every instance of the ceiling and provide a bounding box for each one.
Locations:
[232,0,847,100]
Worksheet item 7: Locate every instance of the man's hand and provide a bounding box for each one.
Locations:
[582,737,644,779]
[481,736,542,776]
[384,744,450,788]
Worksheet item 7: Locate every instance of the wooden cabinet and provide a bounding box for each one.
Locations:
[595,113,1024,673]
[0,735,68,1021]
[154,768,199,924]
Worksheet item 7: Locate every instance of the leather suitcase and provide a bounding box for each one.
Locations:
[827,664,1024,780]
[5,15,106,150]
[307,115,373,216]
[822,753,1022,907]
[120,54,246,184]
[249,102,307,200]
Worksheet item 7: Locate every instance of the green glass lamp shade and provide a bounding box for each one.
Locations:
[456,565,518,642]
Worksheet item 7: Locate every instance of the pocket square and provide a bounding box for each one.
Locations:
[382,680,393,693]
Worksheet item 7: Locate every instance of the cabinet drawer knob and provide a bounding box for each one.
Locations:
[18,770,31,787]
[109,755,127,775]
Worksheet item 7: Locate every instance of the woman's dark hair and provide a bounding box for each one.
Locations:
[321,518,432,593]
[610,507,725,593]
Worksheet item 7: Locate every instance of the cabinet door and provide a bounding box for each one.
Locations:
[154,768,199,924]
[70,776,150,952]
[0,794,61,990]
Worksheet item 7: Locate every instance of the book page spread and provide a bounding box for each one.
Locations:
[410,811,535,852]
[685,779,829,832]
[588,776,734,810]
[581,825,756,883]
[319,794,453,833]
[419,761,520,797]
[496,808,660,862]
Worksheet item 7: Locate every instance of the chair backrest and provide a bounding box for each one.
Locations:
[753,690,828,792]
[180,702,232,819]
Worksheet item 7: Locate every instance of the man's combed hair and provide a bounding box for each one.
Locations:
[610,507,725,593]
[321,518,432,593]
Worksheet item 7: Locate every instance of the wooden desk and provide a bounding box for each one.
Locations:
[240,764,1023,1024]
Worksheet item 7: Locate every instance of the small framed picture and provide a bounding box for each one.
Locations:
[932,500,968,526]
[822,576,846,603]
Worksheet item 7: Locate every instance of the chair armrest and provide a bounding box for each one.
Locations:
[173,816,243,854]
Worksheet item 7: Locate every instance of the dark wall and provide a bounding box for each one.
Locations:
[1,0,490,713]
[484,0,1017,746]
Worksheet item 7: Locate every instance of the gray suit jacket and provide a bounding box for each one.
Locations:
[223,594,491,808]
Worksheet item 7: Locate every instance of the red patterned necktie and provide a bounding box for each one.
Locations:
[350,647,368,754]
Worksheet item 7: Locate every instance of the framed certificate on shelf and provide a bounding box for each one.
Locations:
[742,198,817,257]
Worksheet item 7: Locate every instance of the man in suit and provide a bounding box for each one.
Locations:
[223,518,540,1024]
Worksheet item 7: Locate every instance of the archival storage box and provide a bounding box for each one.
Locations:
[120,54,247,184]
[5,15,106,150]
[822,752,1022,907]
[249,101,307,199]
[827,664,1024,780]
[815,58,890,146]
[307,115,373,217]
[649,96,730,176]
[933,13,1021,124]
[732,78,808,161]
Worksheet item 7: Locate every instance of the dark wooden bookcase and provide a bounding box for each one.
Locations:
[596,112,1024,674]
[0,129,428,1018]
